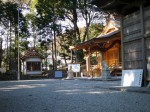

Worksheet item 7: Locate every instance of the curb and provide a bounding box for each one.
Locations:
[94,86,150,94]
[77,78,121,81]
[77,78,150,94]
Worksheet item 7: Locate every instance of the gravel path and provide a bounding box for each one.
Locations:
[0,79,149,112]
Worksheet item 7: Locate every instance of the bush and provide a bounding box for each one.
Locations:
[0,69,18,80]
[5,70,17,75]
[0,72,3,76]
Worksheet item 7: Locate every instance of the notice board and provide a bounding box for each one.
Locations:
[121,69,143,87]
[68,64,80,72]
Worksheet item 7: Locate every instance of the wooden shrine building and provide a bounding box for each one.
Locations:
[91,0,150,85]
[71,18,121,77]
[21,49,44,76]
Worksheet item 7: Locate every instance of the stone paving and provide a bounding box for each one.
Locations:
[0,79,150,112]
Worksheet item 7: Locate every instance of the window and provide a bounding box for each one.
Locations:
[27,62,41,71]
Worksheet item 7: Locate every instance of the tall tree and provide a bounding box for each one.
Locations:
[36,0,65,70]
[0,0,28,70]
[79,0,105,41]
[62,0,81,43]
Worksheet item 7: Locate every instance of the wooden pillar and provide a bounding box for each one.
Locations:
[71,50,73,63]
[101,51,104,61]
[97,52,102,76]
[22,61,24,75]
[86,49,91,76]
[120,16,125,70]
[41,60,43,72]
[24,61,26,75]
[140,5,147,85]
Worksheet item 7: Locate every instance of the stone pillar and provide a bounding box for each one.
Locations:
[101,60,111,79]
[66,66,74,79]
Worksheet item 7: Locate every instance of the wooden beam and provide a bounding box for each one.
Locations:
[140,5,147,85]
[121,16,124,70]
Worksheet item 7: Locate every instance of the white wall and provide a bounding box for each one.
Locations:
[26,71,42,75]
[26,58,41,62]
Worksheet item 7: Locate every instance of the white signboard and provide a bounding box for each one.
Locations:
[121,69,143,87]
[68,64,80,72]
[55,71,62,78]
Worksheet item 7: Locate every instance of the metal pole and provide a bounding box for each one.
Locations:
[53,19,57,70]
[18,6,20,80]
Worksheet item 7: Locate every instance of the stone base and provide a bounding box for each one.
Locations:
[66,71,74,80]
[102,69,111,79]
[66,76,74,80]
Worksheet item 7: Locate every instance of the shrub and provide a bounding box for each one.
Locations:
[5,70,17,75]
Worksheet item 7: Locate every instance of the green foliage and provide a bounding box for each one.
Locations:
[5,70,17,75]
[80,23,104,40]
[0,69,18,80]
[57,29,74,54]
[36,0,65,29]
[0,1,27,33]
[89,23,104,38]
[0,2,17,26]
[30,0,38,13]
[20,41,29,50]
[0,1,29,70]
[0,1,28,38]
[0,0,106,70]
[76,50,85,62]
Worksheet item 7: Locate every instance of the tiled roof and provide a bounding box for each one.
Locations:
[21,48,44,60]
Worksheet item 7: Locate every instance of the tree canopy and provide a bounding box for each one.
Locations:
[0,0,105,70]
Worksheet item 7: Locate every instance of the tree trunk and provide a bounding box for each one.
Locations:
[0,39,2,68]
[9,22,12,70]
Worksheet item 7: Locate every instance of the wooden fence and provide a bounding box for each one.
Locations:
[123,5,150,80]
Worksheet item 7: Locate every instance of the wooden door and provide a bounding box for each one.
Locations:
[104,47,120,66]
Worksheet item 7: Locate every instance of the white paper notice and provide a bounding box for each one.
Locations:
[121,69,143,87]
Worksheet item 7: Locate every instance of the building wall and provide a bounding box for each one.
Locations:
[26,58,42,62]
[123,5,150,80]
[104,43,121,66]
